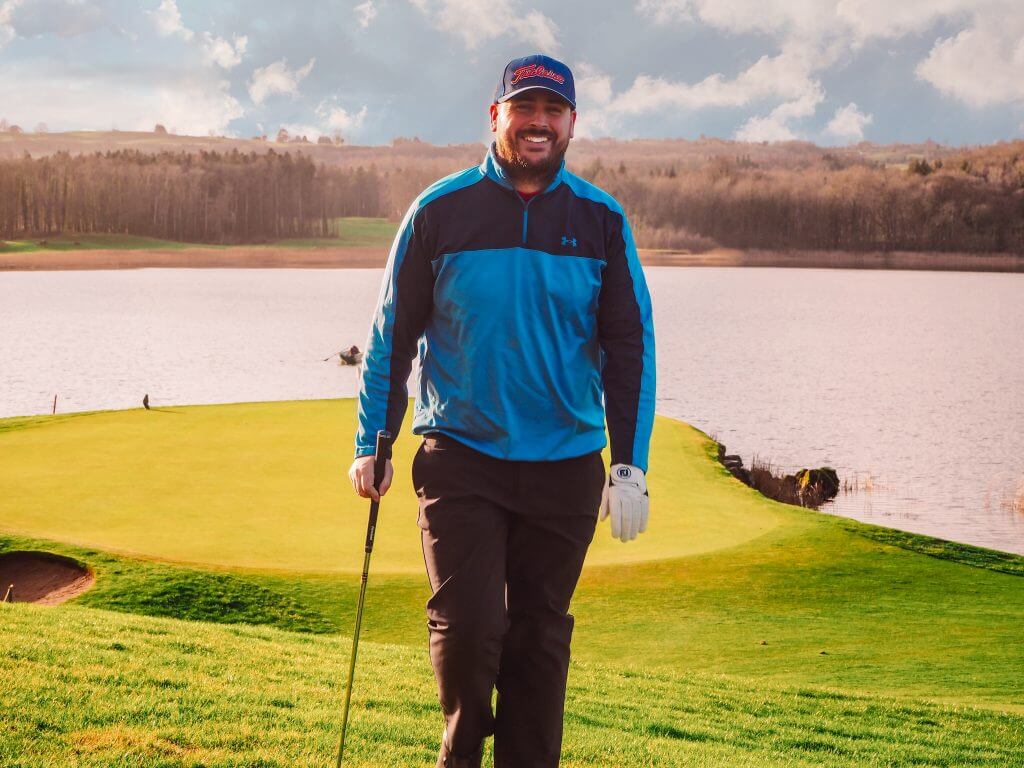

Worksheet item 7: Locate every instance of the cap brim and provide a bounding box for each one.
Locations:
[496,84,575,109]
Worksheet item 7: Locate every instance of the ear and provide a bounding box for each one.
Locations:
[569,110,576,140]
[489,102,499,133]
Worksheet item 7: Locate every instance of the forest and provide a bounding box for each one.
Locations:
[0,149,383,243]
[1,135,1022,253]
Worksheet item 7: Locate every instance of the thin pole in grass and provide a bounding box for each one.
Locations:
[52,394,57,414]
[3,584,12,602]
[336,429,392,768]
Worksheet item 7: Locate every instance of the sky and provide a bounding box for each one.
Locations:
[1,0,1022,147]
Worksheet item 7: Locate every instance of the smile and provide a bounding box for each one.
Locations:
[522,135,550,143]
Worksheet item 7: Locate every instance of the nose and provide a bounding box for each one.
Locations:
[526,108,551,132]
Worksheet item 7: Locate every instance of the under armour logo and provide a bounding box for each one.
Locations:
[561,235,577,247]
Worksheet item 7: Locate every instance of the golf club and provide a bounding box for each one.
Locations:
[336,428,392,768]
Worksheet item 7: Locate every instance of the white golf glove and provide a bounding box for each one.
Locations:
[599,464,649,542]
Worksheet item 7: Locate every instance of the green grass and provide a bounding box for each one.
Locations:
[1,399,1022,718]
[3,603,1022,767]
[0,218,397,253]
[0,233,210,253]
[272,217,398,248]
[0,400,778,573]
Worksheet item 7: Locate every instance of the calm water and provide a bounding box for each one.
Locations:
[2,267,1022,555]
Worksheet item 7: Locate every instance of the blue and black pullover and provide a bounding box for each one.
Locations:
[354,142,656,473]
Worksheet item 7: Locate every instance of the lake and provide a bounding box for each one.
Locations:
[1,266,1022,555]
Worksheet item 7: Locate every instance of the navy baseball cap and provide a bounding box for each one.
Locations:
[494,54,576,110]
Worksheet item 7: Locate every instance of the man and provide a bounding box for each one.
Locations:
[348,53,656,768]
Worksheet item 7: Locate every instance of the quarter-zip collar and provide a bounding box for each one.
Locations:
[479,140,566,196]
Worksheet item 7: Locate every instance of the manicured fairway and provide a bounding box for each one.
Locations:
[2,603,1022,768]
[1,400,1023,717]
[0,400,782,572]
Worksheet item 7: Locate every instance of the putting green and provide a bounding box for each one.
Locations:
[0,400,783,573]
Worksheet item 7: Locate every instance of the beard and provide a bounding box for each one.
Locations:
[494,129,569,188]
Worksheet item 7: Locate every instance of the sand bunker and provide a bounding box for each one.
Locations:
[0,551,94,605]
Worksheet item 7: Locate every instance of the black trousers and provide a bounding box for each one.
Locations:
[411,431,605,768]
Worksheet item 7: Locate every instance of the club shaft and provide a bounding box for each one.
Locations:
[335,429,390,767]
[336,546,373,767]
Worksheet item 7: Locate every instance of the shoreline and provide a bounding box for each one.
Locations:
[1,245,1023,272]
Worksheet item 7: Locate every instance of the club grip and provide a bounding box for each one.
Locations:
[364,430,392,553]
[372,430,392,491]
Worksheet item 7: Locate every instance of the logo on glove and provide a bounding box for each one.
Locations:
[616,466,632,479]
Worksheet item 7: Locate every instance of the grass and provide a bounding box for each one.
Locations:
[1,399,1023,717]
[0,400,779,573]
[0,233,209,253]
[0,217,398,253]
[272,217,398,248]
[2,603,1022,767]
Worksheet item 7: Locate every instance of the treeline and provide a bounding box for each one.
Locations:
[581,143,1024,253]
[0,149,389,242]
[2,140,1024,253]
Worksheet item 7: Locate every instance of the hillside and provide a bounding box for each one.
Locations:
[0,128,971,171]
[3,602,1022,767]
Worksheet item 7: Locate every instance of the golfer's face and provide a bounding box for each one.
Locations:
[493,90,575,168]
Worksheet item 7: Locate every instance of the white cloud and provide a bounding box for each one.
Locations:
[6,0,106,38]
[0,62,243,135]
[634,0,1024,118]
[154,79,244,135]
[618,0,1024,140]
[824,101,873,140]
[915,12,1024,108]
[201,32,247,69]
[575,40,828,140]
[310,100,369,138]
[248,57,316,104]
[734,84,824,142]
[279,105,367,141]
[324,105,368,133]
[571,63,614,138]
[575,63,613,107]
[150,0,193,41]
[354,0,377,29]
[588,2,872,140]
[676,0,840,40]
[636,0,691,24]
[410,0,558,51]
[0,0,18,48]
[834,0,972,41]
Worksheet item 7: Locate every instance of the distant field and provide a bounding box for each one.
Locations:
[0,233,208,253]
[0,217,398,254]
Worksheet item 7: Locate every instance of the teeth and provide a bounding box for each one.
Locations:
[524,136,549,143]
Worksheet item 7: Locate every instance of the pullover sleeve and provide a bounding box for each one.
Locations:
[354,202,435,457]
[597,209,656,474]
